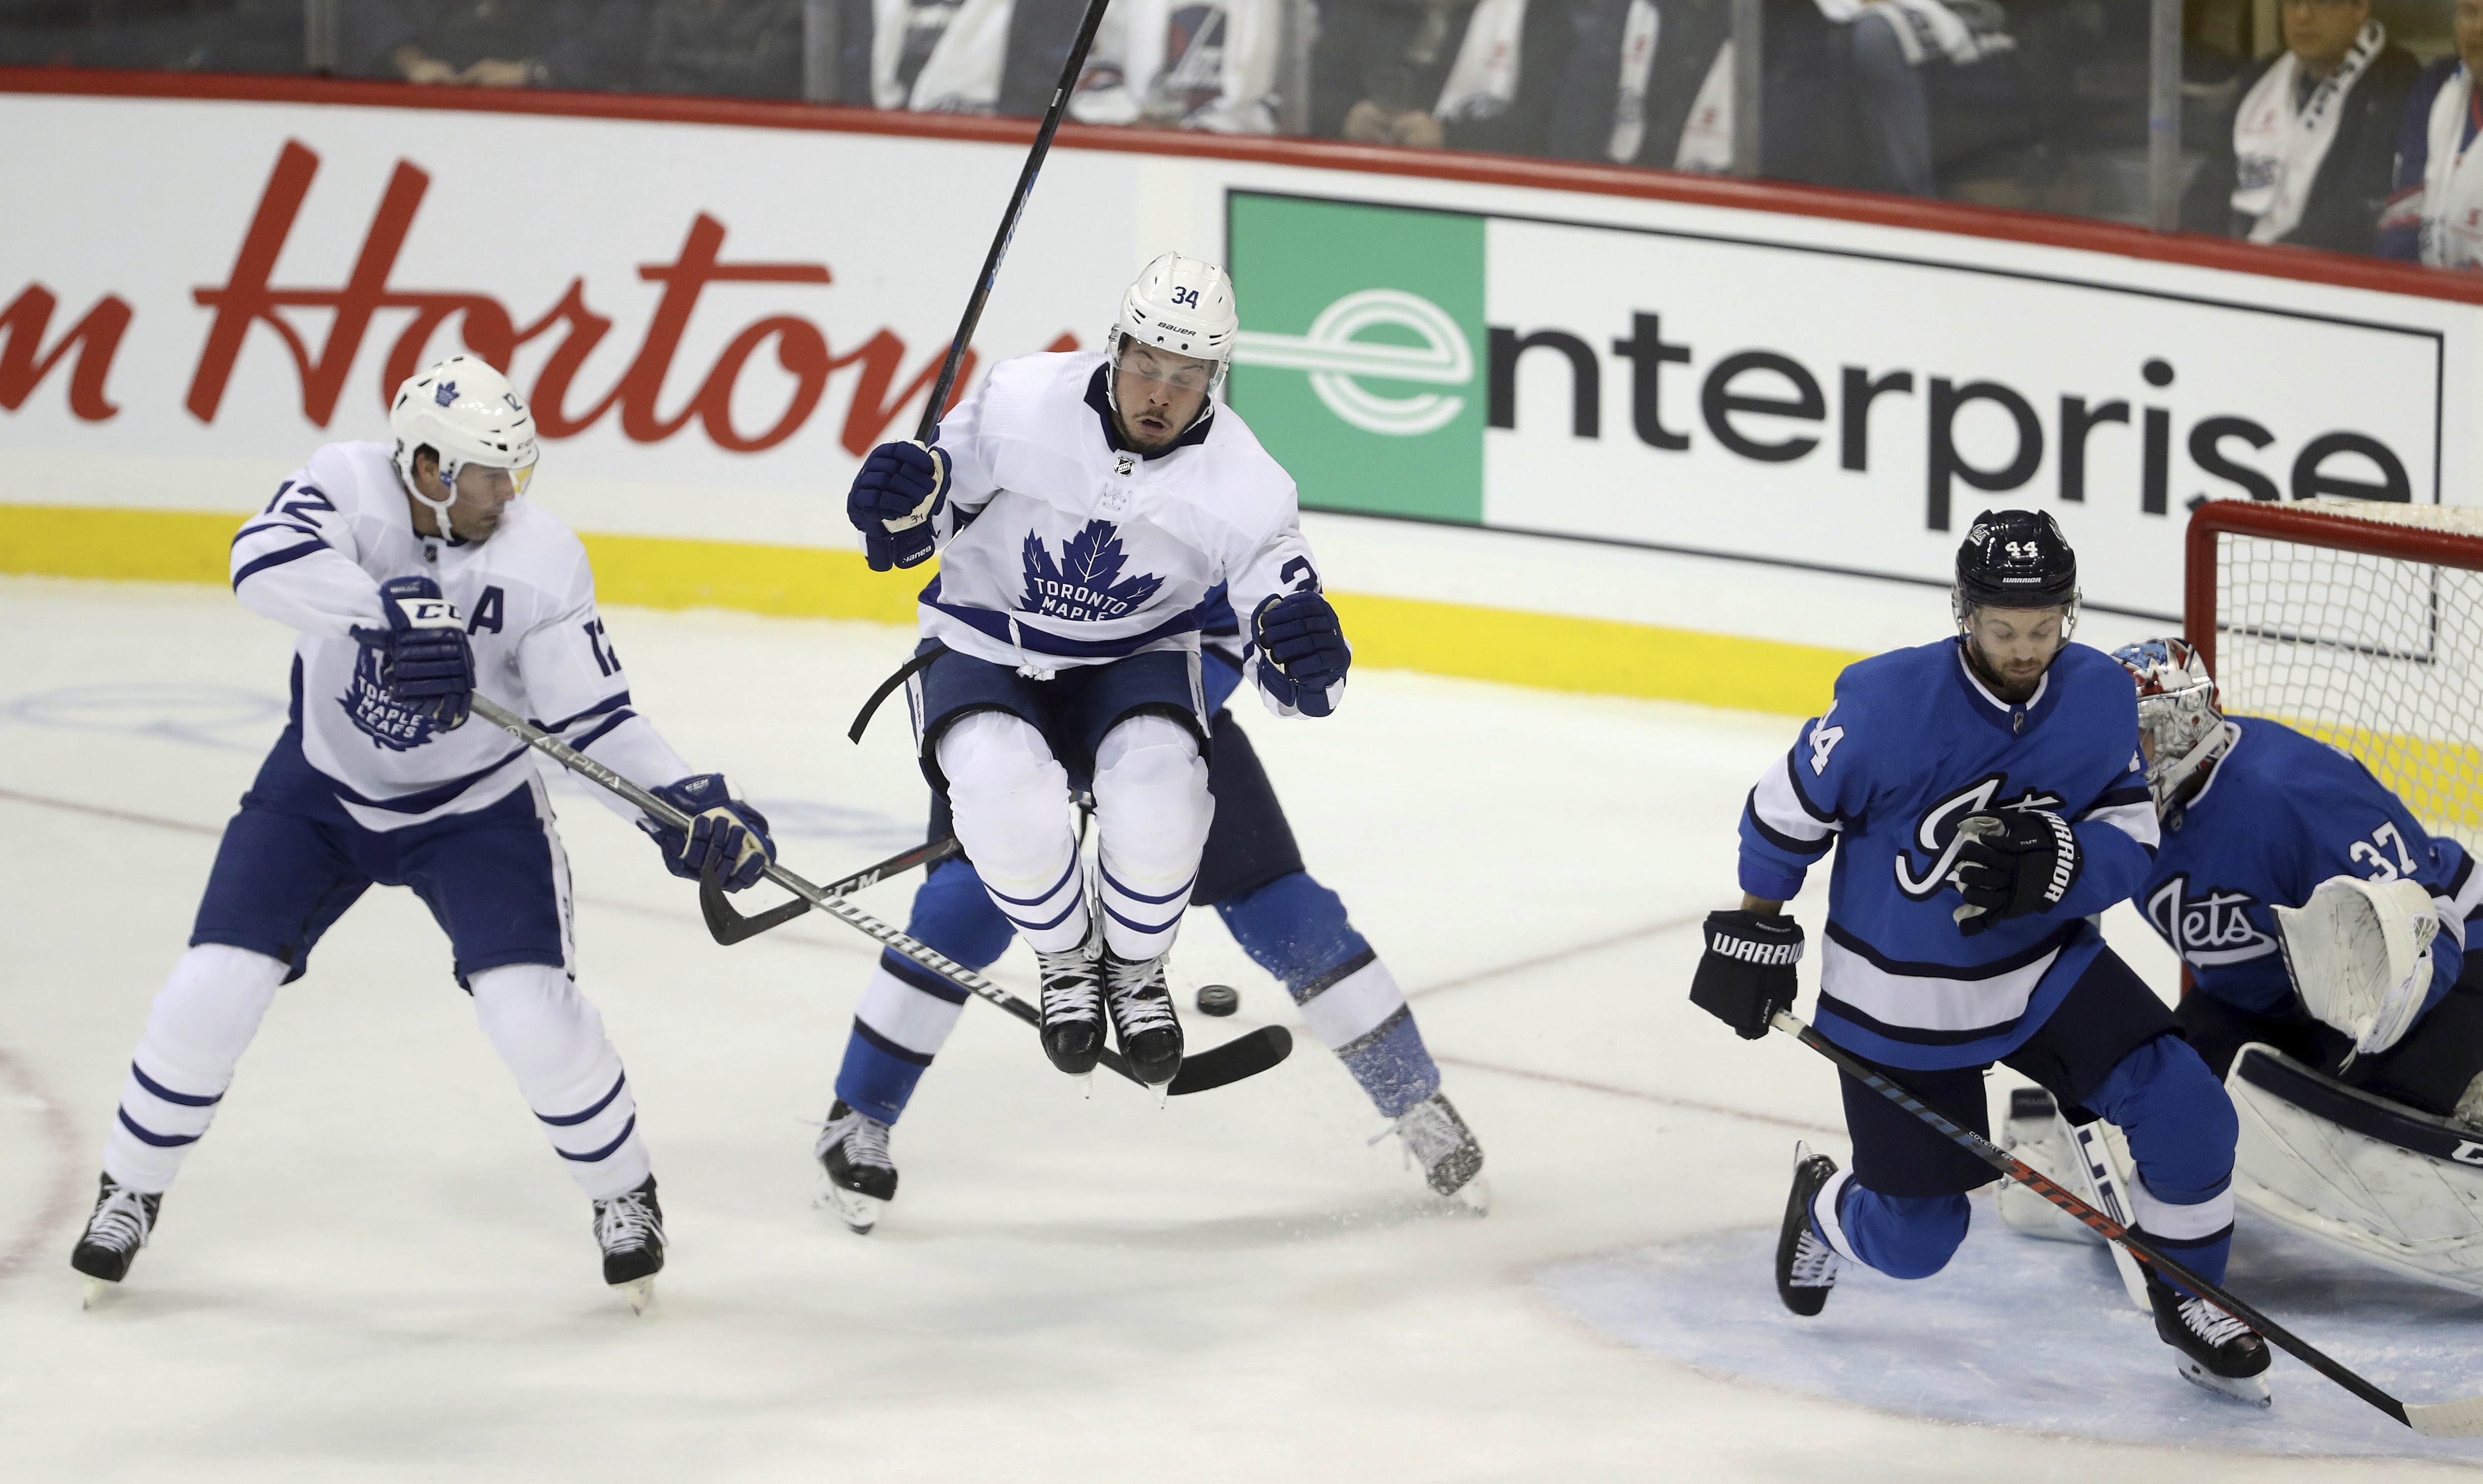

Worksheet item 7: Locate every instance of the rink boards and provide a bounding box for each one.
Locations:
[3,73,2480,712]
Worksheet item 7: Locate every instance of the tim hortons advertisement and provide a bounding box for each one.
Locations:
[0,94,1135,535]
[1225,191,2459,620]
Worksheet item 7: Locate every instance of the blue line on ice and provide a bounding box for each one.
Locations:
[1538,1190,2483,1459]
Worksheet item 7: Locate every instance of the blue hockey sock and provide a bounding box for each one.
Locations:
[1819,1179,1970,1280]
[1216,872,1441,1118]
[834,859,1014,1126]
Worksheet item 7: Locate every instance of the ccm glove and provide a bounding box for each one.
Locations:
[640,773,776,891]
[1252,590,1350,717]
[1689,910,1804,1040]
[846,440,949,572]
[349,576,474,730]
[1948,810,2081,936]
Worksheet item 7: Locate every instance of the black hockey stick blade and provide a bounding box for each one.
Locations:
[1167,1025,1292,1096]
[700,837,963,946]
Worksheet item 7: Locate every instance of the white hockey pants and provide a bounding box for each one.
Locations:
[937,709,1212,959]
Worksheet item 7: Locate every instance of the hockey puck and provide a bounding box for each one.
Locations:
[1195,984,1240,1018]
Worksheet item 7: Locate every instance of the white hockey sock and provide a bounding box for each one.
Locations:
[469,964,648,1200]
[853,962,970,1062]
[939,711,1088,953]
[1091,714,1210,960]
[101,944,288,1193]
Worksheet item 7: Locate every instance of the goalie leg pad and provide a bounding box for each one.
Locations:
[2229,1041,2483,1296]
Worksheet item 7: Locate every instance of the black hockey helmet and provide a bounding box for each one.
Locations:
[1954,509,2079,632]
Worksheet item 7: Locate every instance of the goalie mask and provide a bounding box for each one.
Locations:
[2112,637,2234,813]
[1104,252,1239,433]
[390,355,541,540]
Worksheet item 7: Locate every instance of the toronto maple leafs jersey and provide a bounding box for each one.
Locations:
[916,350,1332,716]
[1739,639,2162,1070]
[227,441,694,831]
[2137,718,2481,1019]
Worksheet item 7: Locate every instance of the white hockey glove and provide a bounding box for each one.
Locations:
[2275,874,2440,1058]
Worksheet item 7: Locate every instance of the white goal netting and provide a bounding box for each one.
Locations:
[2208,497,2483,854]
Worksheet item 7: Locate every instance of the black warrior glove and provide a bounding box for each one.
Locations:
[1948,810,2081,936]
[1689,911,1805,1040]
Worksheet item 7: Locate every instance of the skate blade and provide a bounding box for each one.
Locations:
[2175,1358,2272,1408]
[818,1183,883,1236]
[1442,1175,1491,1216]
[614,1277,656,1315]
[1072,1071,1094,1100]
[1154,1079,1170,1110]
[80,1276,113,1310]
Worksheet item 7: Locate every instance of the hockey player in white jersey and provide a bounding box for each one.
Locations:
[68,356,776,1309]
[1689,513,2273,1405]
[844,252,1348,1087]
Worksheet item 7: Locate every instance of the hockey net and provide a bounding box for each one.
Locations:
[2187,498,2483,854]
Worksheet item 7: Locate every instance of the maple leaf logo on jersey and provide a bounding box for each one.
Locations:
[1021,522,1164,622]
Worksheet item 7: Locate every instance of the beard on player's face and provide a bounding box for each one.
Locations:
[1112,344,1214,452]
[1962,606,2068,702]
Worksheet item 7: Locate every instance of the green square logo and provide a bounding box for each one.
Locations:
[1225,194,1486,524]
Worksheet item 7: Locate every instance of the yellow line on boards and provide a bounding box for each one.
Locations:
[0,502,1856,716]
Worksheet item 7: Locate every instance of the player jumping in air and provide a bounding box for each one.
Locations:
[2001,638,2483,1297]
[68,357,777,1310]
[841,253,1349,1089]
[812,595,1485,1232]
[1689,512,2274,1405]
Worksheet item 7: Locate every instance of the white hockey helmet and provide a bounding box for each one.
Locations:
[1108,252,1240,390]
[390,355,540,538]
[2111,637,2233,812]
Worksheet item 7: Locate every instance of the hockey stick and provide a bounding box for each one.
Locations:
[473,696,1291,1097]
[699,835,961,944]
[1770,1010,2483,1437]
[909,0,1118,442]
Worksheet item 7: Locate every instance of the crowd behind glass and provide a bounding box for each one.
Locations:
[4,0,2480,269]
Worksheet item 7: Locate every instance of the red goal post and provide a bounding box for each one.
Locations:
[2184,498,2483,853]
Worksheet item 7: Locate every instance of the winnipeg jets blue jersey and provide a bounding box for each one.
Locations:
[227,441,694,829]
[1740,639,2161,1070]
[915,350,1334,716]
[2138,718,2481,1019]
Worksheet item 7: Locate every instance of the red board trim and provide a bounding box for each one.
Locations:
[2185,501,2483,675]
[9,63,2483,308]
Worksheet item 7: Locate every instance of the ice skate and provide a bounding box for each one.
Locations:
[815,1100,897,1235]
[1777,1141,1843,1317]
[69,1173,161,1308]
[594,1174,666,1313]
[1102,947,1184,1086]
[1037,931,1107,1078]
[1379,1092,1487,1210]
[2144,1266,2272,1406]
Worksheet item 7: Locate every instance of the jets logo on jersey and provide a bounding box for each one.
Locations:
[2143,873,2276,965]
[1893,775,2064,899]
[1021,521,1165,622]
[341,646,442,752]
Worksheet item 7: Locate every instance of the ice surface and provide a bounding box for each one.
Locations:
[2,575,2479,1483]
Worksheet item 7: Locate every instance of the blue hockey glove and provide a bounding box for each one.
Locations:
[846,440,949,572]
[1949,811,2081,936]
[639,774,775,891]
[1689,910,1804,1040]
[1252,591,1349,717]
[349,576,474,730]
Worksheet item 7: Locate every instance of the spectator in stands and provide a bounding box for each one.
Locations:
[1540,0,1733,169]
[831,0,1084,114]
[2183,0,2416,254]
[1069,0,1280,134]
[1760,0,2032,198]
[1310,0,1655,157]
[2379,0,2483,270]
[348,0,636,88]
[638,0,803,98]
